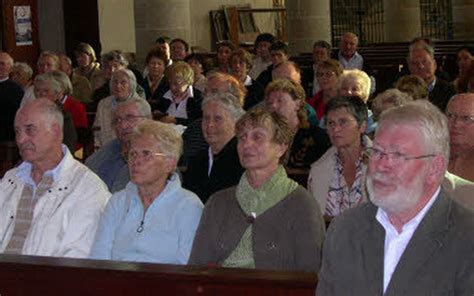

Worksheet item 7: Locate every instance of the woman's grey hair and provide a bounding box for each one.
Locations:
[377,100,449,162]
[202,92,245,122]
[109,68,137,100]
[116,94,152,119]
[372,88,413,119]
[13,62,33,80]
[34,70,73,96]
[102,50,128,67]
[132,119,183,161]
[338,69,371,102]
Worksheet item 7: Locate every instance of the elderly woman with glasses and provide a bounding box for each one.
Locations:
[308,96,370,222]
[265,79,331,185]
[90,119,203,263]
[153,61,203,126]
[189,108,325,272]
[93,68,138,149]
[183,92,246,204]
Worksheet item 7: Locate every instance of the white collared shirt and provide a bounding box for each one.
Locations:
[163,86,194,119]
[311,64,321,96]
[243,75,253,87]
[207,147,214,176]
[338,51,364,70]
[376,186,440,293]
[0,77,9,83]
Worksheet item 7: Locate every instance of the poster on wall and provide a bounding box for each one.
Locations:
[14,6,33,46]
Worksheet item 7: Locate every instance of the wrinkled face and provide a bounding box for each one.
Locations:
[34,80,62,102]
[114,102,145,144]
[0,53,13,79]
[217,46,232,66]
[271,50,287,66]
[408,49,437,84]
[256,41,272,60]
[147,57,166,78]
[316,67,338,91]
[128,134,174,187]
[367,124,431,214]
[231,55,248,79]
[76,52,92,68]
[168,76,189,98]
[187,58,203,76]
[446,95,474,156]
[111,72,131,99]
[457,49,473,73]
[237,124,286,171]
[202,101,236,150]
[37,56,58,74]
[265,90,300,123]
[313,46,329,63]
[339,79,366,102]
[104,61,124,80]
[326,107,365,148]
[15,105,61,165]
[170,41,187,61]
[340,35,358,58]
[10,66,30,88]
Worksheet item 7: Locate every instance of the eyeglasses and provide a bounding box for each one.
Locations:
[113,115,145,125]
[364,147,436,163]
[127,149,167,162]
[326,118,357,129]
[446,111,474,124]
[316,71,336,78]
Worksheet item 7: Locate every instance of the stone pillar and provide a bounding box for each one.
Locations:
[38,0,65,52]
[384,0,421,42]
[286,0,331,54]
[452,0,474,39]
[134,0,191,66]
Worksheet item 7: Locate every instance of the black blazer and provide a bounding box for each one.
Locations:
[429,78,456,112]
[153,87,203,126]
[182,137,244,204]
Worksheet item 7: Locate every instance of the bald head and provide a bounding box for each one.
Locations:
[340,32,359,59]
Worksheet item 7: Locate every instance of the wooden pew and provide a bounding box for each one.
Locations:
[0,254,318,295]
[0,141,19,178]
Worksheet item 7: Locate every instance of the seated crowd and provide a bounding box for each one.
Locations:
[0,31,473,294]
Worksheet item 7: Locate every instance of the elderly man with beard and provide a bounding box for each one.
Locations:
[86,96,152,193]
[317,100,474,295]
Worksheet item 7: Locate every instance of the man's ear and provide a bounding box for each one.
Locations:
[428,154,446,184]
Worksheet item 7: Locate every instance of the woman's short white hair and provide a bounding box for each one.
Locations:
[339,69,371,101]
[110,68,137,99]
[132,119,183,161]
[13,62,33,80]
[372,88,413,117]
[202,92,245,122]
[377,100,449,162]
[34,70,72,96]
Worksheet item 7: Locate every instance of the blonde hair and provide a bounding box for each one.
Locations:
[339,69,371,102]
[166,61,194,85]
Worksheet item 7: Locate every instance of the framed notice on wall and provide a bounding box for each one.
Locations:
[13,5,33,46]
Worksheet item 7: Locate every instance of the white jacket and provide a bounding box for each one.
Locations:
[0,150,111,258]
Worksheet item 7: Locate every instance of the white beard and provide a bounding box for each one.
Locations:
[367,170,426,215]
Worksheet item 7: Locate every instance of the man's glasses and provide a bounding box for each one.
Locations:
[364,147,436,163]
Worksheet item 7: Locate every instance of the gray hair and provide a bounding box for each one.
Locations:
[202,92,245,122]
[408,43,435,59]
[13,62,33,79]
[102,50,128,67]
[18,98,64,131]
[338,69,371,102]
[109,68,137,100]
[132,119,183,161]
[34,70,73,96]
[377,100,449,162]
[116,95,152,119]
[372,88,413,119]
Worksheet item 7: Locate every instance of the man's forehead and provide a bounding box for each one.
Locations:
[449,94,474,109]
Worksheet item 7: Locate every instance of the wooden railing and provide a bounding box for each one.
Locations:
[0,254,318,295]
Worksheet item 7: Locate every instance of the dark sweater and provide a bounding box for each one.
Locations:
[0,79,24,141]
